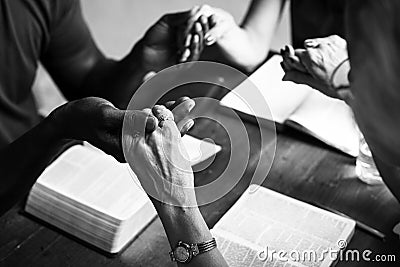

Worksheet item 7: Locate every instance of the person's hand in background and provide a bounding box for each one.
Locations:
[180,5,246,64]
[281,35,353,103]
[180,5,237,53]
[179,6,214,63]
[179,1,285,73]
[132,8,206,73]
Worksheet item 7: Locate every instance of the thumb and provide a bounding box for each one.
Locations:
[160,120,181,142]
[141,108,159,133]
[123,110,158,141]
[204,18,228,45]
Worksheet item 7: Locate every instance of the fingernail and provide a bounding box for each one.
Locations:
[205,34,215,45]
[182,120,195,133]
[143,71,156,82]
[193,34,200,43]
[287,45,295,56]
[195,22,202,31]
[145,116,157,132]
[185,34,192,47]
[180,49,190,62]
[305,40,318,48]
[178,96,191,103]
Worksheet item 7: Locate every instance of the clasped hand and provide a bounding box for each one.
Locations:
[280,35,353,103]
[122,101,197,208]
[49,96,196,207]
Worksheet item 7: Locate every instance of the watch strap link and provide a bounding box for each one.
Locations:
[197,238,217,255]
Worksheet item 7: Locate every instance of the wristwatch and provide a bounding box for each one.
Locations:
[169,238,217,264]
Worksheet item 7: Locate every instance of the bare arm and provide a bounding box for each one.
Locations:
[156,203,227,267]
[200,0,286,72]
[124,105,228,266]
[0,96,194,216]
[0,97,130,215]
[0,115,68,215]
[42,0,196,109]
[239,0,287,69]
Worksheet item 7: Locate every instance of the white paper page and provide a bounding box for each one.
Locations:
[35,146,147,221]
[84,135,221,167]
[213,185,355,267]
[287,90,359,157]
[181,135,222,165]
[220,55,312,123]
[33,135,221,220]
[212,228,305,267]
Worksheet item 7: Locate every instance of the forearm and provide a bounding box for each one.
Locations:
[81,43,148,109]
[217,27,270,72]
[155,201,228,267]
[0,116,69,215]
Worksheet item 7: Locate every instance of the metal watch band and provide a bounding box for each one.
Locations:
[170,238,217,263]
[197,238,217,255]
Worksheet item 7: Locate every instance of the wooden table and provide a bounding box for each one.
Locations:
[1,88,400,267]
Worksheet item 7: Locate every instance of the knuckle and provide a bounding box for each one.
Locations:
[98,105,110,121]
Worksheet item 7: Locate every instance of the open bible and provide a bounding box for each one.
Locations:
[212,185,355,267]
[220,55,359,157]
[25,135,221,254]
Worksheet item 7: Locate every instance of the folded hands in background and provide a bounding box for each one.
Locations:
[280,35,353,104]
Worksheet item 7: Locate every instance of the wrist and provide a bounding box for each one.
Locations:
[156,201,212,244]
[46,104,73,141]
[156,201,200,217]
[150,187,198,211]
[42,111,68,142]
[217,24,243,46]
[330,58,350,89]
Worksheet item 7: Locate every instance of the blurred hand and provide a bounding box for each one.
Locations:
[50,97,195,162]
[202,6,237,46]
[180,5,239,62]
[178,5,212,62]
[135,8,206,71]
[123,104,196,207]
[281,35,352,101]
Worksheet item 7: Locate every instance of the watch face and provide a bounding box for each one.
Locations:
[175,246,190,262]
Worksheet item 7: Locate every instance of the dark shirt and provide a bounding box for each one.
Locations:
[0,0,90,148]
[291,0,346,48]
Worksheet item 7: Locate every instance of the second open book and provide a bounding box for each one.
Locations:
[212,185,355,267]
[221,55,359,157]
